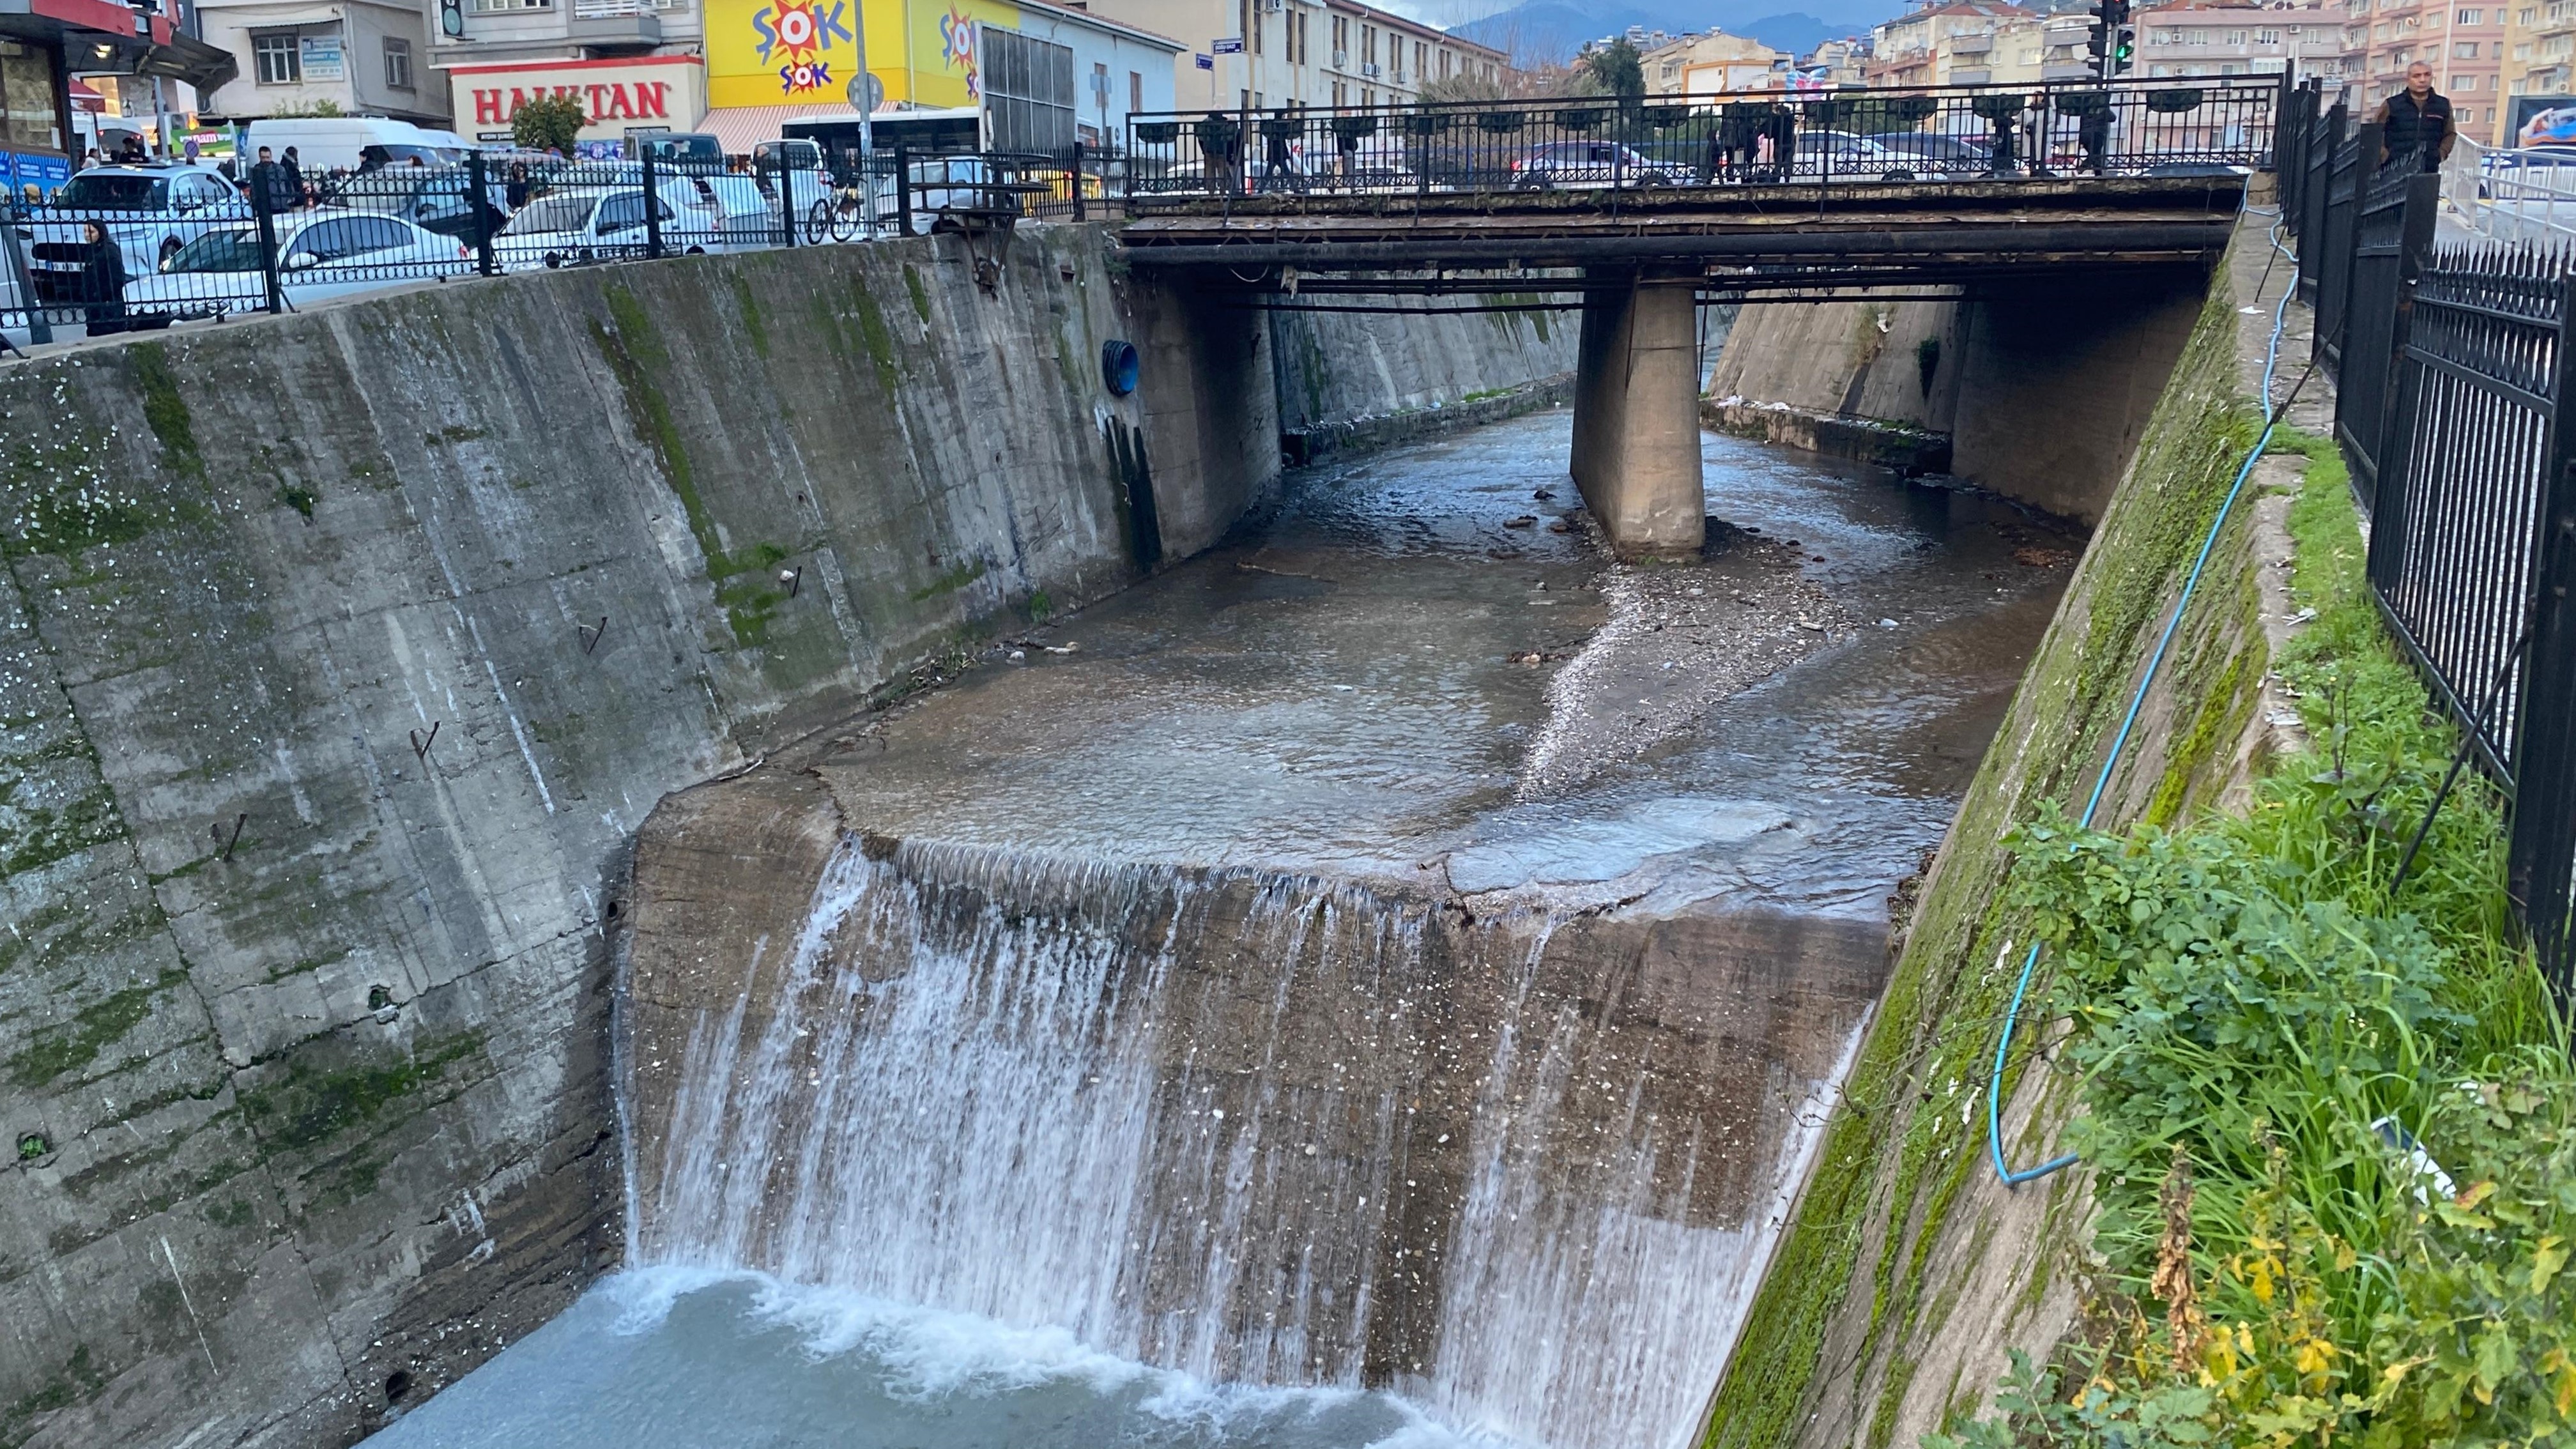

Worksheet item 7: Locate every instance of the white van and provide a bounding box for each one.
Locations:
[241,117,458,173]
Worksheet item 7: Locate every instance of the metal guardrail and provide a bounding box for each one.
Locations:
[1117,77,2277,206]
[3,146,1096,346]
[2280,78,2576,1007]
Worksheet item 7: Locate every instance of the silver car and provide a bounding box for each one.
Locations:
[25,163,247,303]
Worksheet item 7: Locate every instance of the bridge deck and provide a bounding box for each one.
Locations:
[1116,175,2248,289]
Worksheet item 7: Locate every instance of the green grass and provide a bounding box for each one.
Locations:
[1928,432,2573,1448]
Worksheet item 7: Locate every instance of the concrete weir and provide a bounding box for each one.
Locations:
[622,790,1882,1449]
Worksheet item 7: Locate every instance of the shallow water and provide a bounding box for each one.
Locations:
[367,1269,1503,1449]
[371,411,2074,1449]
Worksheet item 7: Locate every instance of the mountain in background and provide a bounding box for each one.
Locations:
[1455,0,1894,63]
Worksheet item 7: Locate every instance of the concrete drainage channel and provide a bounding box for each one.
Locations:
[1,214,2248,1449]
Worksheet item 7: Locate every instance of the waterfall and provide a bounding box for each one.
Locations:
[628,836,1868,1449]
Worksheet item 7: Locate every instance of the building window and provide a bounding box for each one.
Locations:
[253,32,300,84]
[1129,70,1141,110]
[471,0,549,14]
[2458,7,2483,20]
[2455,39,2478,56]
[2258,28,2280,42]
[383,36,412,90]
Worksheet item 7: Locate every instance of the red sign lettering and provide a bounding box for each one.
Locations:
[463,73,678,130]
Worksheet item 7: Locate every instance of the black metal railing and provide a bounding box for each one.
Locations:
[2283,86,2576,1006]
[1117,77,2278,207]
[2335,164,2439,503]
[3,146,1084,345]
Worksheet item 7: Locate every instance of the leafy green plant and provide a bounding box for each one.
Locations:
[510,93,585,155]
[1930,443,2573,1449]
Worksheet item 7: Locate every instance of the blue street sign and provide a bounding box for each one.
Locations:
[1212,36,1243,54]
[1195,52,1213,69]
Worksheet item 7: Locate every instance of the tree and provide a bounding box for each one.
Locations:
[511,94,585,155]
[1578,38,1646,99]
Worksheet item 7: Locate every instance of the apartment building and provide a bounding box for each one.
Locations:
[2135,1,2347,86]
[1799,35,1873,86]
[197,0,449,124]
[2342,0,2505,137]
[1079,0,1503,113]
[1867,0,2039,86]
[1640,30,1787,94]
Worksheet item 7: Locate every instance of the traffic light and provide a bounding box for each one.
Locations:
[2089,0,2131,77]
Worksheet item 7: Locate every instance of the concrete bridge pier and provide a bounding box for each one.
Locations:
[1570,271,1706,557]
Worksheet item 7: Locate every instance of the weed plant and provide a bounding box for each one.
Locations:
[1929,436,2576,1448]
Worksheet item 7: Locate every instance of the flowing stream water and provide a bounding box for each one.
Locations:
[367,411,2073,1449]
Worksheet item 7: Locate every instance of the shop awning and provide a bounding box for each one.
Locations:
[703,103,864,156]
[134,28,236,93]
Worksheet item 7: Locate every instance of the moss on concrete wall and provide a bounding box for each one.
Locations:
[1702,226,2288,1449]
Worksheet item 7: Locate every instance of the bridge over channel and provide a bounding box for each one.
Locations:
[1109,78,2276,555]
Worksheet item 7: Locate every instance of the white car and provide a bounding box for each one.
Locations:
[493,178,775,270]
[26,163,247,301]
[121,208,474,323]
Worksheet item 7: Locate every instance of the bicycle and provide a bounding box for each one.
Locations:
[804,180,869,243]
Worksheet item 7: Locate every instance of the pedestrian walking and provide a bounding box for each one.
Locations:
[2374,61,2457,174]
[281,147,306,207]
[76,221,126,335]
[247,145,296,214]
[1759,103,1797,181]
[1194,111,1242,194]
[1261,109,1299,193]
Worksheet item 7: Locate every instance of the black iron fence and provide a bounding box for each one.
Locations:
[2278,74,2576,1004]
[1117,77,2277,206]
[3,146,1088,345]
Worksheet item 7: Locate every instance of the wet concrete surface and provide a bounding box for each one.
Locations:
[808,408,2075,921]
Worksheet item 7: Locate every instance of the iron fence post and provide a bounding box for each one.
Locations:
[1073,139,1085,222]
[252,184,284,316]
[895,146,913,237]
[2513,279,2576,1003]
[0,197,52,345]
[466,149,498,276]
[643,144,663,259]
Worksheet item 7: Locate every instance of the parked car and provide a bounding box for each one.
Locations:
[1510,141,1693,188]
[325,165,503,242]
[1869,132,1992,174]
[494,179,771,269]
[1793,130,1919,178]
[25,163,246,302]
[121,208,474,323]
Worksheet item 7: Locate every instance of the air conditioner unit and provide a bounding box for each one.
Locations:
[1390,68,1406,82]
[1362,60,1381,76]
[1331,47,1348,66]
[1259,0,1283,12]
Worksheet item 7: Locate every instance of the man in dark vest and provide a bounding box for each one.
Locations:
[2373,61,2457,174]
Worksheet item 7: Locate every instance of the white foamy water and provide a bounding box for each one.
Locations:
[617,840,1860,1449]
[367,1266,1517,1449]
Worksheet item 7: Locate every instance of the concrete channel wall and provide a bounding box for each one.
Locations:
[1705,276,2204,526]
[1268,291,1578,464]
[1701,220,2307,1449]
[0,225,1569,1449]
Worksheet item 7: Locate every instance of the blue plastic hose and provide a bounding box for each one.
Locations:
[1988,213,2300,1186]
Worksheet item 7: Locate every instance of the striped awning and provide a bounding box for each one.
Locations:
[702,103,866,157]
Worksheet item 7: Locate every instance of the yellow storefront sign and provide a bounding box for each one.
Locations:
[705,0,1021,111]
